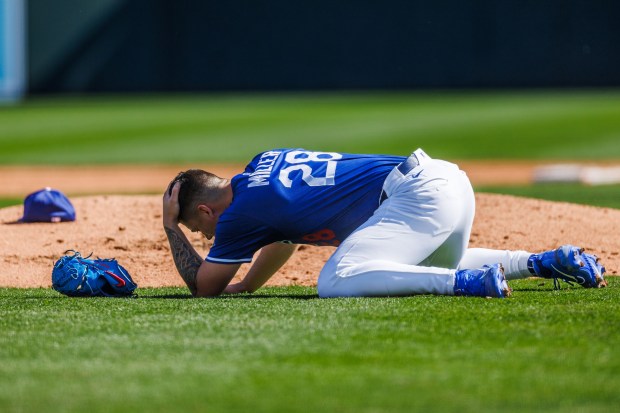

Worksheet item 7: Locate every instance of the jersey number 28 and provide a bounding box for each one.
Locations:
[278,150,343,188]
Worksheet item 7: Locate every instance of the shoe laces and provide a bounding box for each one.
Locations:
[552,277,575,290]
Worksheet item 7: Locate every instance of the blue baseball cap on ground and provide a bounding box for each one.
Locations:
[20,187,76,223]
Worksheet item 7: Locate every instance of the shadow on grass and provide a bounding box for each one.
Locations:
[16,292,319,300]
[137,293,319,300]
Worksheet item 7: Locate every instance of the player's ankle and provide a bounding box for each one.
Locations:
[526,255,539,276]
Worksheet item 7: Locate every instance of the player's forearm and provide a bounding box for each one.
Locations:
[164,225,203,296]
[240,243,297,292]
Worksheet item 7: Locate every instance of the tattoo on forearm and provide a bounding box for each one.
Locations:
[164,227,202,295]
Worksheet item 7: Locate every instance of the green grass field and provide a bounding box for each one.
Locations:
[1,91,620,412]
[1,90,620,164]
[2,281,619,413]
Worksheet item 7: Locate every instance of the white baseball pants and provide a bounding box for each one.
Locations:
[317,149,532,298]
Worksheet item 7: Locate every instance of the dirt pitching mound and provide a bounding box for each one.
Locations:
[0,194,618,289]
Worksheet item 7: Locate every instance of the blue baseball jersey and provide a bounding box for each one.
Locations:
[206,149,405,264]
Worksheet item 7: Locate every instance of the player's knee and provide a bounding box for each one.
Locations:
[317,279,350,298]
[317,259,344,298]
[317,281,332,298]
[318,259,364,297]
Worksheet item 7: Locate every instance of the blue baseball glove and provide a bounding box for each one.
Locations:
[52,250,137,297]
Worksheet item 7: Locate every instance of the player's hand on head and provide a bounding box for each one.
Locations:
[163,181,181,227]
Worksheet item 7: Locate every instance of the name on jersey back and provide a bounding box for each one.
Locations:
[246,150,282,188]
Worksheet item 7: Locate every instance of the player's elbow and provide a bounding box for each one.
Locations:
[193,261,239,297]
[193,280,227,298]
[193,287,224,298]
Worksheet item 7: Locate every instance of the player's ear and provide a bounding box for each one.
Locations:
[196,204,214,218]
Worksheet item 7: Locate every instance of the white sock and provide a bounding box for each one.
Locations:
[458,248,534,280]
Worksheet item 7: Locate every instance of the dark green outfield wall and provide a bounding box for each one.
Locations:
[29,0,620,93]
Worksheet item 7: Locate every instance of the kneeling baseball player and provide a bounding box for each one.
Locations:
[162,148,606,298]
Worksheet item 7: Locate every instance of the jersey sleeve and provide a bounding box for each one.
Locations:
[206,213,277,264]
